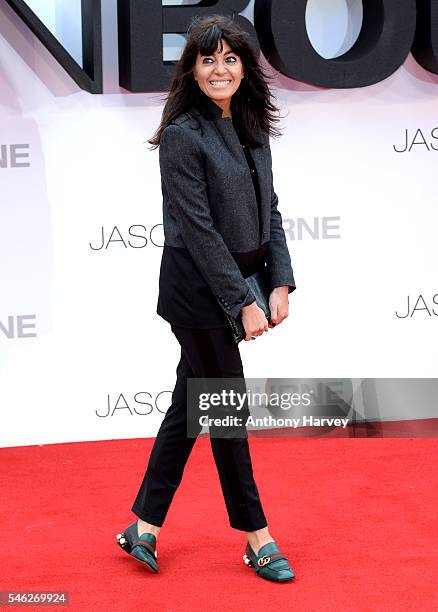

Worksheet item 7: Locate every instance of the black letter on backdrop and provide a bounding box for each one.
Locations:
[254,0,416,88]
[4,0,102,93]
[117,0,258,92]
[412,0,438,74]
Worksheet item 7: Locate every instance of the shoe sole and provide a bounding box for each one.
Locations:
[116,532,158,573]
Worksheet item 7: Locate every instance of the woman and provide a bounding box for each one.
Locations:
[116,14,296,583]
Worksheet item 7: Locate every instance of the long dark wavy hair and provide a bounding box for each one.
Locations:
[148,14,283,150]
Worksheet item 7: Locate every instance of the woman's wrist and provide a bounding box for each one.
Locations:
[271,285,289,295]
[241,300,257,312]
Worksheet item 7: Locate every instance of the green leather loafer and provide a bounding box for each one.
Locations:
[243,541,295,582]
[116,521,158,573]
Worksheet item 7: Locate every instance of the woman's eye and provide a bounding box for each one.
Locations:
[202,56,238,64]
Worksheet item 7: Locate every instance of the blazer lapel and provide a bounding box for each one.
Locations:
[249,142,270,244]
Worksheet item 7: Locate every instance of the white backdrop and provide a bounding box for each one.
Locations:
[1,1,437,447]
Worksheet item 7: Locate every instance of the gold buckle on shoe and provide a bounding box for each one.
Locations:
[258,555,271,567]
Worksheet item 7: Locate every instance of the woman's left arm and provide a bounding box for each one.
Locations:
[265,140,296,326]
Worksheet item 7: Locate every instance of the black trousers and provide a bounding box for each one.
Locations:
[131,325,268,532]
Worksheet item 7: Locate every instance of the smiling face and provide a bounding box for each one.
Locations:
[192,38,245,116]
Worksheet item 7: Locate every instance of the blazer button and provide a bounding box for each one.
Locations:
[250,169,255,174]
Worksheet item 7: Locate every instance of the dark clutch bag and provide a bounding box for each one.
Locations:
[224,267,271,344]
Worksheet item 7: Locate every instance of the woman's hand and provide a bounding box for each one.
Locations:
[241,302,269,341]
[268,286,289,328]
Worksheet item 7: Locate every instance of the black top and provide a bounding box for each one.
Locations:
[157,106,268,329]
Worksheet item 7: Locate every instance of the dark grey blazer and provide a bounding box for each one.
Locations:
[159,94,296,320]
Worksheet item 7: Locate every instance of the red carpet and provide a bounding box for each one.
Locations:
[1,437,437,611]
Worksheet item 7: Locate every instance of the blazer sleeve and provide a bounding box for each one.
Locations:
[159,124,256,319]
[265,140,296,294]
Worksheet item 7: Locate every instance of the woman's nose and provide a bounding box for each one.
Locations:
[213,62,228,75]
